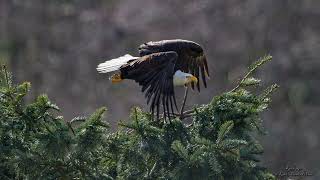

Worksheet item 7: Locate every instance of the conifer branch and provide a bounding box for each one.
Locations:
[3,65,10,88]
[230,54,272,92]
[260,84,279,100]
[148,161,158,177]
[67,122,76,136]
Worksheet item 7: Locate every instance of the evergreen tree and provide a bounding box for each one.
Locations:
[0,55,277,179]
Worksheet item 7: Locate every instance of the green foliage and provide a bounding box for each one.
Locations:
[0,56,277,179]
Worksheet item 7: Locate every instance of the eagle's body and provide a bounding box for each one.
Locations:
[97,39,209,119]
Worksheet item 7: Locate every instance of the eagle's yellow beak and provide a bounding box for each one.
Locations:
[187,75,198,84]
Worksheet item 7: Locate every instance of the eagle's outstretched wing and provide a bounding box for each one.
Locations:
[138,39,209,91]
[120,51,178,120]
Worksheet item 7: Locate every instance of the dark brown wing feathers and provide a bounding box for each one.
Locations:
[138,39,209,91]
[120,52,178,120]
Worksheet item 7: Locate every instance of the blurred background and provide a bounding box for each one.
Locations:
[0,0,319,178]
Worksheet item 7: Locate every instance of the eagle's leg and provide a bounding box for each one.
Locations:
[180,86,189,118]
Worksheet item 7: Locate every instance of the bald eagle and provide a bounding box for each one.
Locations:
[97,39,209,119]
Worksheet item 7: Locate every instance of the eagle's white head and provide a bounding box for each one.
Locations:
[173,70,198,86]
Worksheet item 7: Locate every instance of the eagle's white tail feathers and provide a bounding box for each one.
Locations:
[97,54,137,73]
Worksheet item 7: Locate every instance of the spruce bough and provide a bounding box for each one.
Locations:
[0,55,277,179]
